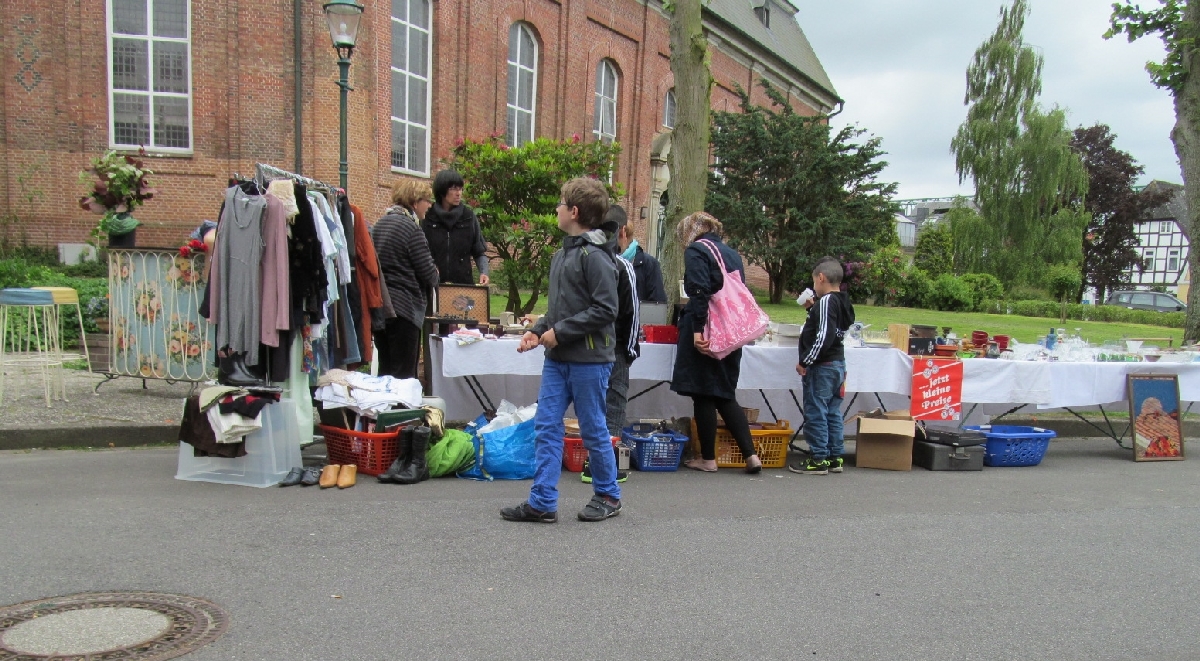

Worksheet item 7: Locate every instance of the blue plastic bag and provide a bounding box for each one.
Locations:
[456,413,491,481]
[479,417,537,480]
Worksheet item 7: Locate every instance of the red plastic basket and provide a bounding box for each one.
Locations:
[563,435,620,472]
[320,424,400,476]
[642,325,679,344]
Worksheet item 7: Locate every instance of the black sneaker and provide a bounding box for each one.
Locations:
[787,458,830,475]
[581,462,628,484]
[500,502,558,523]
[828,456,844,473]
[578,495,622,522]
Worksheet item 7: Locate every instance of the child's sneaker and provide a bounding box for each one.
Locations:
[581,461,628,484]
[828,456,844,473]
[788,458,830,475]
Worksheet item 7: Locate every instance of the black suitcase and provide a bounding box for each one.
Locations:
[913,439,984,471]
[923,424,986,447]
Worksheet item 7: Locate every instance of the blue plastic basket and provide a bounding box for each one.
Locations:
[623,426,688,472]
[965,425,1056,467]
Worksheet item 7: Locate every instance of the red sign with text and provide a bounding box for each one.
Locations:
[911,358,963,421]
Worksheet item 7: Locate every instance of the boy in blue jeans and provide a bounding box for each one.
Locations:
[501,177,622,523]
[790,257,855,475]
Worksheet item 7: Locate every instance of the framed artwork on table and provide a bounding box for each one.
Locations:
[1128,374,1185,461]
[430,285,491,325]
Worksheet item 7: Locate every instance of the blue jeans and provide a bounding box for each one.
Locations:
[529,359,619,513]
[802,360,845,462]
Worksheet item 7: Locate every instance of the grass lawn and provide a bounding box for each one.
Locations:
[488,291,1182,347]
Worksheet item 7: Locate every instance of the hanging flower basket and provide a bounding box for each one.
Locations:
[79,149,157,245]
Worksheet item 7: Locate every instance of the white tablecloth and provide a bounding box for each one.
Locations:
[431,339,1200,421]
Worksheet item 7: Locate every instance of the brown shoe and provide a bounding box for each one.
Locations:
[319,464,341,488]
[337,464,357,489]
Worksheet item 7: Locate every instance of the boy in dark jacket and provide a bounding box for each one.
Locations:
[791,257,855,475]
[501,178,622,523]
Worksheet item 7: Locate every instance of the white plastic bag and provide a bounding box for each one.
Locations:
[477,400,538,434]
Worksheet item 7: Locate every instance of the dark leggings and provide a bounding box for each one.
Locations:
[692,395,757,461]
[374,318,421,380]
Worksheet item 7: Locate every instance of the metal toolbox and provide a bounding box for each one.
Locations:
[912,439,984,471]
[922,424,986,447]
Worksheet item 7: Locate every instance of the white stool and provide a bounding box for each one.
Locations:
[0,288,66,406]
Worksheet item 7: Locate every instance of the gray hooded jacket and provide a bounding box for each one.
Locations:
[531,229,618,363]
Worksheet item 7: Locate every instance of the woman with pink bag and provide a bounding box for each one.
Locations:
[670,212,763,473]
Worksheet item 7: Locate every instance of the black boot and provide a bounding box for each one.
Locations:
[395,426,431,484]
[378,426,413,483]
[218,352,265,387]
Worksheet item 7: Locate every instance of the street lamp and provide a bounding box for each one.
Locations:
[323,0,364,190]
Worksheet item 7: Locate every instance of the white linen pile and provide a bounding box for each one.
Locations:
[314,368,424,416]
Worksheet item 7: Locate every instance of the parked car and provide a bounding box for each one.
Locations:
[1105,290,1187,312]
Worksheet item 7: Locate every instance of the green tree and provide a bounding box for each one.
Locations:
[1106,0,1200,341]
[707,81,899,303]
[951,0,1089,286]
[913,221,954,277]
[446,136,621,315]
[662,0,712,306]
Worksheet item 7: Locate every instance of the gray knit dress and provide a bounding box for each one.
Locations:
[216,186,266,366]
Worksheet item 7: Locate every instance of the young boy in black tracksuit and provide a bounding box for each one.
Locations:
[791,257,855,475]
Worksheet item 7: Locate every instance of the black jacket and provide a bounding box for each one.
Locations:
[797,291,855,367]
[372,209,439,328]
[531,230,618,363]
[631,245,667,303]
[421,203,487,284]
[670,233,745,399]
[603,236,641,362]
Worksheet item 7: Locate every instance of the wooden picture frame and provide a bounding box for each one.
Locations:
[1128,374,1185,461]
[430,284,491,325]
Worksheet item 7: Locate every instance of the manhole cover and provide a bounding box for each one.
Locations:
[0,592,228,660]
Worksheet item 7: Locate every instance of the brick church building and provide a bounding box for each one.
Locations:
[1,0,838,263]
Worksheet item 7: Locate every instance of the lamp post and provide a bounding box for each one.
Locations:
[323,0,364,191]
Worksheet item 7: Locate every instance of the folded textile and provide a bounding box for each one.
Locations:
[313,373,422,416]
[199,385,244,412]
[206,405,263,443]
[218,394,279,419]
[316,368,354,388]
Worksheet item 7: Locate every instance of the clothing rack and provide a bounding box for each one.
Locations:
[254,163,334,192]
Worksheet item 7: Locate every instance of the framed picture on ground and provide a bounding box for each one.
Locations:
[1128,374,1185,461]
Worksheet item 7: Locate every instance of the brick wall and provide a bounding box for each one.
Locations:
[3,0,832,270]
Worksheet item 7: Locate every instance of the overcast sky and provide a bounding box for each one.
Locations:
[794,0,1178,201]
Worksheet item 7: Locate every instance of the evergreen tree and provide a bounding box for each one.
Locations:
[707,81,898,303]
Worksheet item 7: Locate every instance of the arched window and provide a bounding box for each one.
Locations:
[593,59,619,143]
[663,89,676,129]
[390,0,431,174]
[506,23,538,148]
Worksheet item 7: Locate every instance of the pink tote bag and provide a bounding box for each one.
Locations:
[695,239,769,359]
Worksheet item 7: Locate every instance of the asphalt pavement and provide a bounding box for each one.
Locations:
[2,439,1197,660]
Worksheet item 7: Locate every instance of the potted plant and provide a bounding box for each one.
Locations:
[79,149,156,248]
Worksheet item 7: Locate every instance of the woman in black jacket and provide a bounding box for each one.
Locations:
[372,179,439,380]
[670,212,762,473]
[421,170,490,285]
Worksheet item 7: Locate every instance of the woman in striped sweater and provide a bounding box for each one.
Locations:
[371,179,439,380]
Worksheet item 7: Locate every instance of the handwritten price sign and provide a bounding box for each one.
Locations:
[911,358,963,421]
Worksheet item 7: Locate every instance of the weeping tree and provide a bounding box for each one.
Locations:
[662,0,712,306]
[1107,1,1200,341]
[950,0,1089,287]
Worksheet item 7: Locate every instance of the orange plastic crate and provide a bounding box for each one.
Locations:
[689,419,792,469]
[563,435,620,472]
[321,425,401,476]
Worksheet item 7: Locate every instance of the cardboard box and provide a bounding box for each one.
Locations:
[856,415,916,471]
[883,409,912,420]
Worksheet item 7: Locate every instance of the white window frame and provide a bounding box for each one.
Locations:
[107,0,193,153]
[1161,220,1173,233]
[1169,248,1180,272]
[663,88,676,129]
[390,0,433,176]
[593,59,619,144]
[505,23,538,148]
[1144,249,1156,272]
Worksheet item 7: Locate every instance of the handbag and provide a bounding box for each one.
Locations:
[695,239,769,359]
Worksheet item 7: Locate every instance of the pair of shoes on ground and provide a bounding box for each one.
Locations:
[500,495,621,523]
[281,464,357,488]
[580,461,628,484]
[378,425,432,485]
[684,455,762,474]
[787,456,844,475]
[278,467,340,489]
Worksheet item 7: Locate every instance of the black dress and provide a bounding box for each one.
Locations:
[670,233,745,400]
